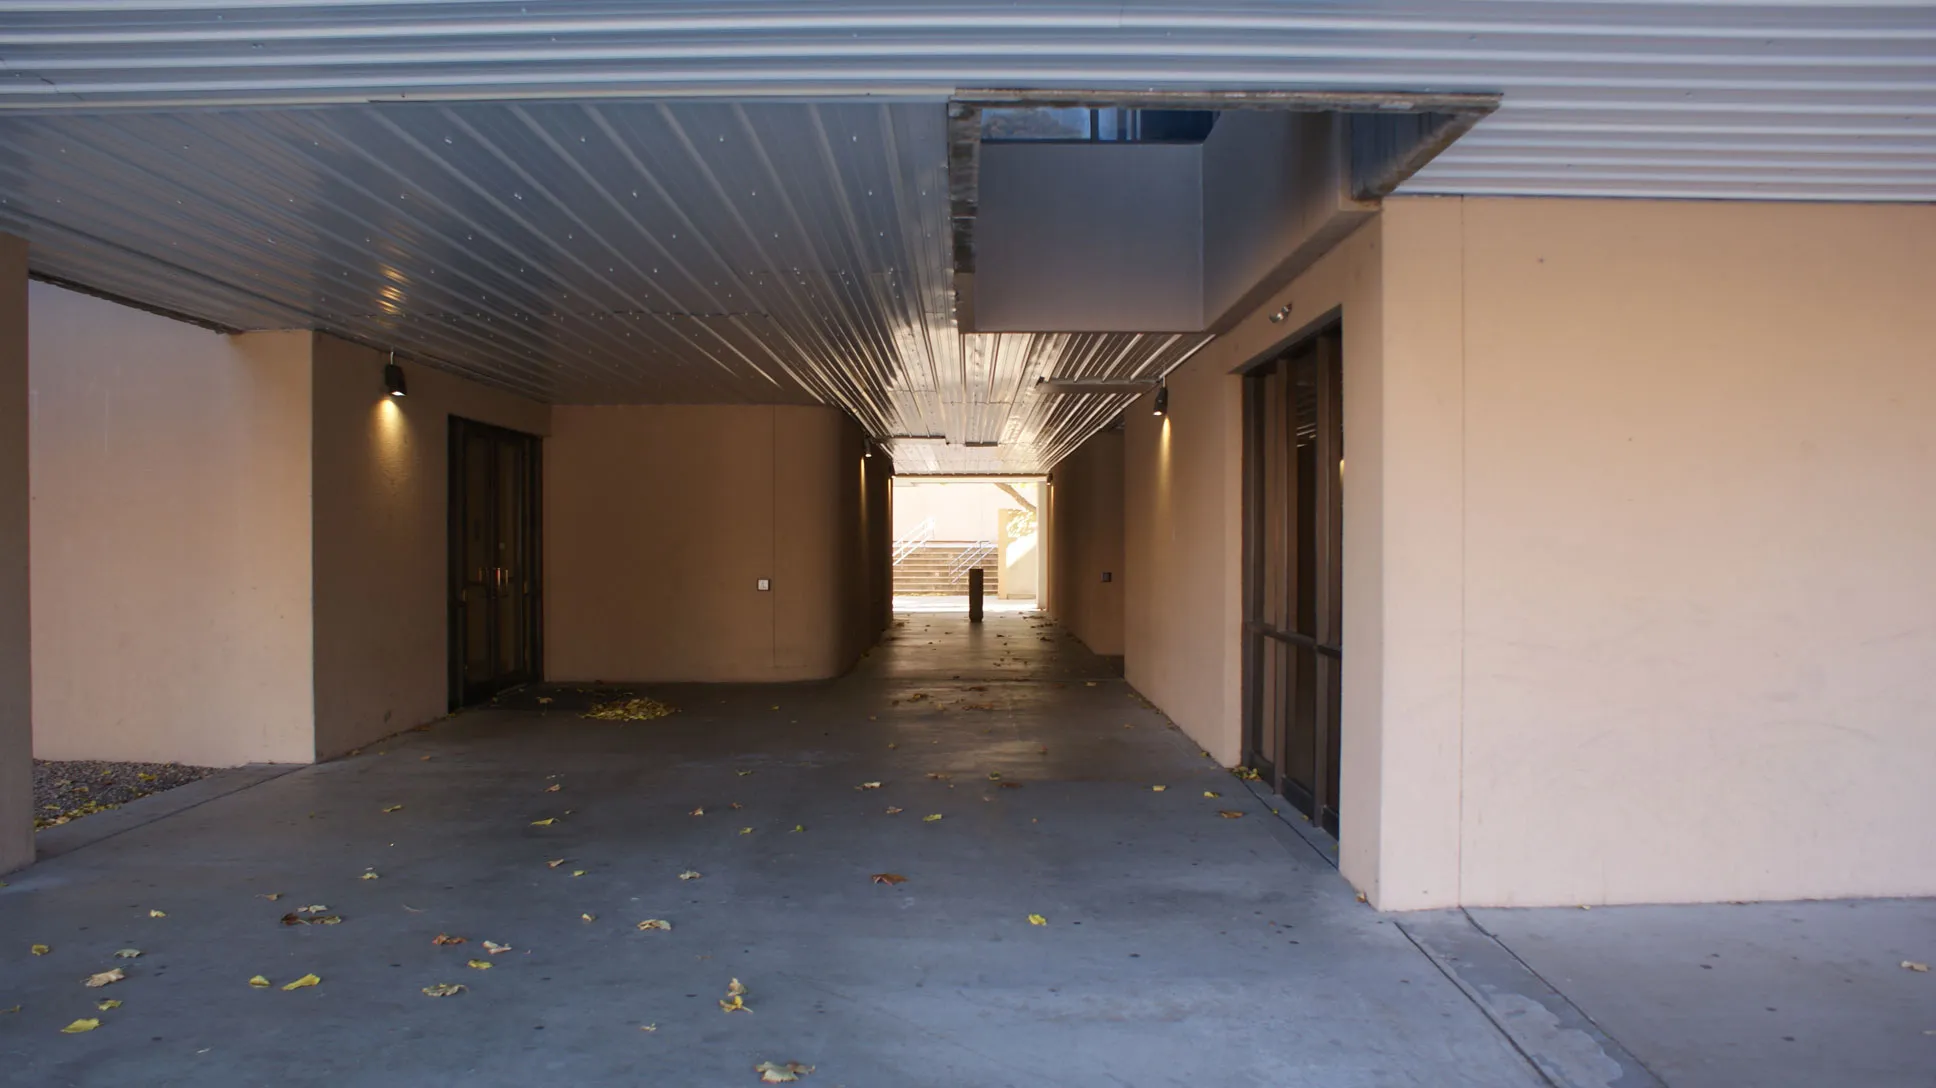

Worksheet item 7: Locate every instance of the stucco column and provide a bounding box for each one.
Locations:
[0,235,31,873]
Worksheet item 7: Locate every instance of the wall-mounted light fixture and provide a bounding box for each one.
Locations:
[1268,302,1294,324]
[1152,380,1169,417]
[383,352,408,397]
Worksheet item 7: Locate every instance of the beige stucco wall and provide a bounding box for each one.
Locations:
[309,336,549,758]
[0,237,31,871]
[1122,196,1936,909]
[28,283,316,766]
[1047,427,1126,656]
[545,404,881,683]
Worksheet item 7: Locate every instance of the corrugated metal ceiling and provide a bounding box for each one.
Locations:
[0,2,1929,472]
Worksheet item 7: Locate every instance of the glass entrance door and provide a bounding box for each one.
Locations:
[449,417,542,707]
[1242,328,1343,835]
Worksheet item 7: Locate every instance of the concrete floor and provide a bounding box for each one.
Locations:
[1,612,1929,1086]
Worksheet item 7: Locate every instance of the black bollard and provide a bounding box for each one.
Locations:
[967,567,985,623]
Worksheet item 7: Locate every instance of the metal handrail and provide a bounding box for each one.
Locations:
[945,539,997,582]
[891,518,935,566]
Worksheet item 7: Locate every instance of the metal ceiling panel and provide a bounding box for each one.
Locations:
[1,1,1931,201]
[0,100,1205,472]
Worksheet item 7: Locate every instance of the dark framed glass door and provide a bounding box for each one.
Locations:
[1242,327,1343,835]
[449,417,542,708]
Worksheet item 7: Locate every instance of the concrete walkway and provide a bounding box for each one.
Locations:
[1,613,1929,1086]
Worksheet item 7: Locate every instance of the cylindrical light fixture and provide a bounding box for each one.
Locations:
[1152,381,1169,417]
[383,352,408,397]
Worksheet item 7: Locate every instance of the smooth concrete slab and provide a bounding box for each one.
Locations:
[1469,899,1936,1088]
[0,612,1541,1086]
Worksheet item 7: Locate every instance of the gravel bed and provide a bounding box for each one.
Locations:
[32,759,218,829]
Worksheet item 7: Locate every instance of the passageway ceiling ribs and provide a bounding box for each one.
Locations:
[0,101,1204,473]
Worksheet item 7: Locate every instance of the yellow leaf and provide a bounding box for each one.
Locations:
[0,1005,18,1014]
[467,959,491,970]
[545,784,561,793]
[30,944,49,956]
[530,818,556,827]
[739,827,754,835]
[361,871,380,880]
[114,949,140,959]
[719,977,750,1013]
[546,858,566,868]
[755,1060,815,1083]
[637,919,672,931]
[381,804,404,813]
[791,824,806,833]
[148,910,166,918]
[422,983,465,997]
[84,968,125,988]
[737,770,755,777]
[1151,785,1167,792]
[1218,810,1245,819]
[922,813,943,822]
[1027,914,1047,926]
[483,941,512,955]
[281,973,321,991]
[258,893,282,901]
[639,1023,658,1033]
[96,999,121,1011]
[571,869,587,877]
[678,870,702,881]
[61,1018,100,1034]
[248,975,271,988]
[581,913,596,923]
[884,806,903,815]
[689,807,704,816]
[1203,791,1221,798]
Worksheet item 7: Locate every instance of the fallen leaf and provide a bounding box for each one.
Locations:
[1355,892,1369,904]
[545,784,561,793]
[571,869,587,877]
[922,813,943,822]
[1027,914,1047,926]
[61,1018,100,1034]
[1233,766,1262,782]
[467,959,492,970]
[926,772,950,781]
[0,1005,17,1015]
[483,941,512,955]
[1203,791,1221,798]
[422,983,465,997]
[719,977,749,1013]
[884,806,903,815]
[96,999,121,1011]
[297,904,329,914]
[258,893,282,901]
[248,975,271,988]
[729,802,744,810]
[855,782,882,791]
[637,919,672,931]
[1151,785,1167,792]
[30,944,49,956]
[739,827,754,835]
[531,818,556,827]
[791,824,805,833]
[547,858,567,868]
[885,742,896,749]
[113,949,140,959]
[315,915,343,925]
[361,871,380,880]
[432,934,466,946]
[1218,810,1245,819]
[639,1023,658,1033]
[871,873,907,886]
[583,696,677,722]
[737,770,755,777]
[148,910,166,918]
[84,969,125,988]
[1905,961,1931,973]
[536,696,554,705]
[679,870,702,881]
[987,772,1002,781]
[381,804,404,813]
[281,973,321,991]
[755,1060,815,1083]
[581,913,596,923]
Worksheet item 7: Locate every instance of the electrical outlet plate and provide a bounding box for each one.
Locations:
[757,578,771,592]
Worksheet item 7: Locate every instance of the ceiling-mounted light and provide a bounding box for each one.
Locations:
[383,352,408,397]
[1152,381,1169,417]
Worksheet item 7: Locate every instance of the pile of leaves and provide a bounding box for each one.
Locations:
[582,697,678,722]
[33,760,216,829]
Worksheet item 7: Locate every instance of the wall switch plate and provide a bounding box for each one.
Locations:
[757,578,771,592]
[1101,572,1113,582]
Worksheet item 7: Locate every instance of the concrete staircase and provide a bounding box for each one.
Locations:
[894,540,1001,595]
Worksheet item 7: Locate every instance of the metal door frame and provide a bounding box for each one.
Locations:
[447,415,544,709]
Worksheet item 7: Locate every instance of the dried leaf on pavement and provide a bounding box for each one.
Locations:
[739,827,755,835]
[422,983,466,997]
[113,949,141,959]
[756,1060,816,1083]
[855,782,882,791]
[60,1018,100,1034]
[689,807,705,816]
[258,893,282,901]
[148,910,166,918]
[1905,961,1931,972]
[84,969,125,988]
[530,818,556,827]
[96,999,121,1011]
[584,697,676,722]
[30,944,49,956]
[870,873,907,886]
[884,806,903,815]
[922,813,943,822]
[679,870,702,881]
[432,934,466,946]
[381,805,404,813]
[483,941,512,955]
[545,784,561,793]
[281,974,321,991]
[719,977,749,1013]
[248,975,271,988]
[547,858,567,868]
[361,871,380,880]
[1151,785,1167,792]
[1203,791,1221,798]
[581,913,596,923]
[1027,914,1047,926]
[637,919,672,931]
[1218,810,1245,819]
[467,959,492,970]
